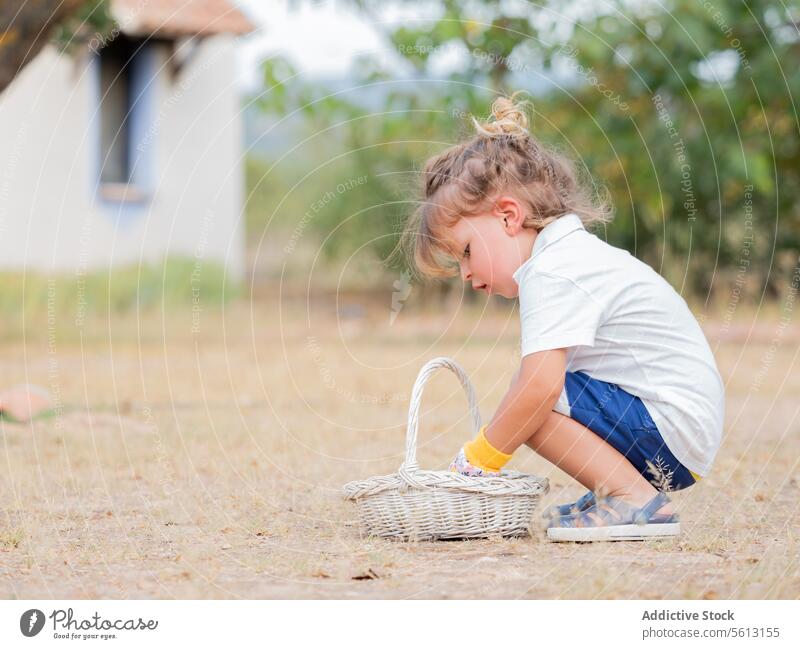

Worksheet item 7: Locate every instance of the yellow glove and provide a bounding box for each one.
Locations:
[461,424,513,473]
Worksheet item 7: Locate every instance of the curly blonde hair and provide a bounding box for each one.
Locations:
[395,93,612,279]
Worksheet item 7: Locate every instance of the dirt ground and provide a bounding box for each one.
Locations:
[1,299,799,599]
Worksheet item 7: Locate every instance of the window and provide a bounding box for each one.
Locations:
[97,35,150,202]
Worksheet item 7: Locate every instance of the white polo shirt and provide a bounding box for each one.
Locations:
[512,213,725,476]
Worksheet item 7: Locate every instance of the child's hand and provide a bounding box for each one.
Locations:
[448,425,512,477]
[448,447,501,477]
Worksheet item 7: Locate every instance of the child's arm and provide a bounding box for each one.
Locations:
[450,349,567,475]
[489,348,567,452]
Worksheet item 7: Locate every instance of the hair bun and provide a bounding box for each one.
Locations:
[473,93,530,137]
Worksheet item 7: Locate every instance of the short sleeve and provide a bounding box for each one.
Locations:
[517,270,604,358]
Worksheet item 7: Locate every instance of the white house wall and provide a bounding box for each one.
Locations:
[0,35,245,281]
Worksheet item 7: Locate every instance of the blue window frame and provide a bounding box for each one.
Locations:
[92,34,155,208]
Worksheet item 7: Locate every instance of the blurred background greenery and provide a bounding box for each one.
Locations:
[3,0,798,323]
[246,0,799,310]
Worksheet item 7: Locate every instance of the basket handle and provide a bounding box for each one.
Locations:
[398,357,482,488]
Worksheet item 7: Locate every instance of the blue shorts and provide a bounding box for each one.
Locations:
[559,371,697,492]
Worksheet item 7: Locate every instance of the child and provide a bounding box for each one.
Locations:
[398,94,725,542]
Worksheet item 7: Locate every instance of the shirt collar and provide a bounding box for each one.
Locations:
[512,213,585,284]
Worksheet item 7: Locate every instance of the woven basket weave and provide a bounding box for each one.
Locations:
[342,357,549,540]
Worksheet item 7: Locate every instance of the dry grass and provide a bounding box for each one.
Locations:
[1,298,799,599]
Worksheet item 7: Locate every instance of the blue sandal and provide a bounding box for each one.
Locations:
[547,492,680,542]
[542,490,596,521]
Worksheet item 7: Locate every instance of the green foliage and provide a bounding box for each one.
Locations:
[547,0,800,296]
[0,257,236,338]
[52,0,115,52]
[252,0,800,299]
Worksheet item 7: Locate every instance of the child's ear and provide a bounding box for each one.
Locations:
[494,195,525,234]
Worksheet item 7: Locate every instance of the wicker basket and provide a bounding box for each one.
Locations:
[342,357,549,540]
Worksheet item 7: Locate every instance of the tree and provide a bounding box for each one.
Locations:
[0,0,112,95]
[253,0,800,302]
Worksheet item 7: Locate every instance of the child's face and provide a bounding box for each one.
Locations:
[444,196,537,299]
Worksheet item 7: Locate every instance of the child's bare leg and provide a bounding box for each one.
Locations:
[524,409,674,520]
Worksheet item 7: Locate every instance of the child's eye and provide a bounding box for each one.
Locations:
[463,244,470,258]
